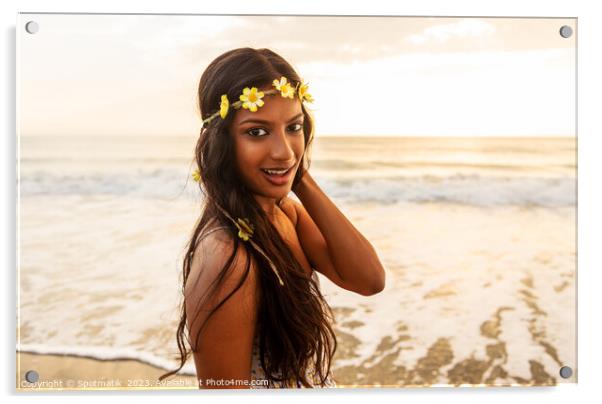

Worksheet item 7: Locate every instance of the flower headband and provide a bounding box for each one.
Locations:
[201,76,314,126]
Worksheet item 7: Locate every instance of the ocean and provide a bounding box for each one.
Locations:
[17,135,576,386]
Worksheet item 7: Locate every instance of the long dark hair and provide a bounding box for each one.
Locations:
[159,48,337,387]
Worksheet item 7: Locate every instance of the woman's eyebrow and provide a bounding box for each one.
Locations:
[239,113,304,125]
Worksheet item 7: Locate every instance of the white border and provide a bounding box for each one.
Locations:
[3,1,600,403]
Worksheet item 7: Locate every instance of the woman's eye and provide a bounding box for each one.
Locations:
[247,128,268,137]
[246,124,302,137]
[289,123,303,132]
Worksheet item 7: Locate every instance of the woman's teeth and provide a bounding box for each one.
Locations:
[262,168,289,176]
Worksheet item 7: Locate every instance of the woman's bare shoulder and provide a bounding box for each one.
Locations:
[185,224,259,309]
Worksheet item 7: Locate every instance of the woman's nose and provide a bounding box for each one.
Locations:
[270,128,295,161]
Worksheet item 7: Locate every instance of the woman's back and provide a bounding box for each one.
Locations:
[188,220,336,389]
[185,219,261,389]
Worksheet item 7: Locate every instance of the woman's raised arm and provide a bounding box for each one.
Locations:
[290,172,386,296]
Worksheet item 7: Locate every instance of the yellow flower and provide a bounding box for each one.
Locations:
[281,83,295,99]
[235,218,254,241]
[219,94,229,119]
[273,76,295,99]
[298,81,314,103]
[272,76,287,90]
[239,87,265,112]
[192,168,201,182]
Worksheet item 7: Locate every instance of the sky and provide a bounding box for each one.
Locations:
[17,14,576,137]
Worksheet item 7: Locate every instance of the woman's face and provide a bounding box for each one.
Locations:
[229,89,305,209]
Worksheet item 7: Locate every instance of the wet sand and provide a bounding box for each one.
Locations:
[330,308,561,387]
[316,201,576,388]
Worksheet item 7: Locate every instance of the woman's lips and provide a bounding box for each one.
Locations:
[260,166,294,186]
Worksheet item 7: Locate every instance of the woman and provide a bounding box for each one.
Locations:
[160,47,385,389]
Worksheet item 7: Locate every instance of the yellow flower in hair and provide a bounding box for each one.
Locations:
[219,94,229,119]
[239,87,265,112]
[192,168,201,182]
[272,76,287,90]
[273,76,295,99]
[298,81,314,103]
[281,83,295,99]
[235,218,254,241]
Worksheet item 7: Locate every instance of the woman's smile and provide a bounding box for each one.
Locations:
[260,164,296,186]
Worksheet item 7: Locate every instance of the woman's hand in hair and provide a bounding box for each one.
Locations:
[291,158,310,194]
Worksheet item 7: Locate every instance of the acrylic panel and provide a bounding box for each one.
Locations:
[16,13,577,390]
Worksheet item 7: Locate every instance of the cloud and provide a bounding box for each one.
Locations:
[407,19,496,45]
[301,48,574,136]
